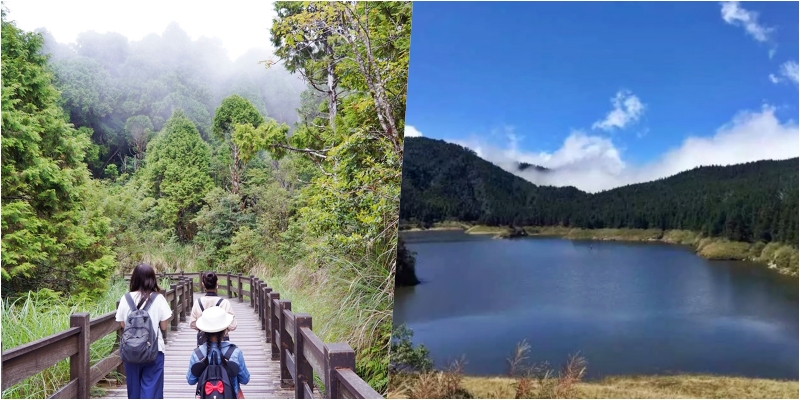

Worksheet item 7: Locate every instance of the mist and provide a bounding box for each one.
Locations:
[38,21,305,132]
[457,106,799,193]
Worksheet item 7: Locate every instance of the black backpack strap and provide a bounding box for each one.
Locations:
[124,293,137,311]
[222,344,239,377]
[198,298,205,312]
[215,298,224,307]
[222,344,237,361]
[194,347,205,361]
[142,292,158,311]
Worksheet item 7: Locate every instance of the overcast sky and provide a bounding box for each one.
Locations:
[3,0,278,60]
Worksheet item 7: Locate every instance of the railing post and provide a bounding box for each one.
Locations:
[269,292,280,358]
[324,343,356,399]
[257,279,263,318]
[294,313,313,398]
[261,283,269,332]
[238,273,243,303]
[70,312,91,399]
[226,272,232,298]
[181,278,188,321]
[115,301,126,383]
[263,287,274,342]
[170,284,178,329]
[178,280,184,322]
[278,300,293,388]
[249,275,255,308]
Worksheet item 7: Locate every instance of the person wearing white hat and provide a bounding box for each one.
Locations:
[187,307,250,399]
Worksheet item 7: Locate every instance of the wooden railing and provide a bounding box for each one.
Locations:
[0,277,193,399]
[1,271,382,399]
[150,271,382,399]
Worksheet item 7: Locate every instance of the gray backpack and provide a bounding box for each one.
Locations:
[120,292,159,364]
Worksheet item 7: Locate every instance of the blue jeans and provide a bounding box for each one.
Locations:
[124,352,165,399]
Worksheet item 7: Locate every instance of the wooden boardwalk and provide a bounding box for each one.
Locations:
[4,272,381,399]
[96,294,293,399]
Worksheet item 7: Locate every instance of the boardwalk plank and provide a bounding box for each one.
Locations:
[93,294,294,399]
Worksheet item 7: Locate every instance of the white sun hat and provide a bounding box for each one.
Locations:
[195,306,234,333]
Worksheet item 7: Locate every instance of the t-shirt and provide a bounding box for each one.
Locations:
[115,291,173,352]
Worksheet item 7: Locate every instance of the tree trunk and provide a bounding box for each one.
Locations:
[230,144,241,195]
[325,43,337,131]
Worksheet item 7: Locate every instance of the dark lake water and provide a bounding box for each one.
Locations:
[393,230,799,380]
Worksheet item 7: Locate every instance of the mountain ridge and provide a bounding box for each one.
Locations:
[400,136,798,246]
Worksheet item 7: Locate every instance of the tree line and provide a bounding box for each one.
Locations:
[400,137,799,246]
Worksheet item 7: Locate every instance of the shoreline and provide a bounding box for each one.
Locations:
[399,223,798,276]
[459,374,799,399]
[388,372,799,399]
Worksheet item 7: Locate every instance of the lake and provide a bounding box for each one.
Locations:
[393,230,799,380]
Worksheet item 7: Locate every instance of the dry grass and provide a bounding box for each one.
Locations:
[390,341,588,399]
[696,239,751,260]
[388,340,798,399]
[465,225,511,235]
[458,374,799,399]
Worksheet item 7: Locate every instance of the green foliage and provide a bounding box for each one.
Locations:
[139,110,213,241]
[1,279,129,398]
[212,95,265,141]
[267,3,411,391]
[192,188,255,267]
[1,14,115,298]
[226,226,263,274]
[390,324,434,373]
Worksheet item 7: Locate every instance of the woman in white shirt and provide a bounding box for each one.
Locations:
[115,263,173,399]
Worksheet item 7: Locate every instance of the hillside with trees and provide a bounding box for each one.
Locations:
[399,137,798,272]
[2,2,410,397]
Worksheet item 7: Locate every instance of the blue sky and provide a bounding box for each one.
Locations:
[404,1,799,192]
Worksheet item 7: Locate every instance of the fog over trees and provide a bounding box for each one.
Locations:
[36,22,307,178]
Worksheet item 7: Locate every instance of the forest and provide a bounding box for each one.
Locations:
[1,1,410,396]
[399,137,799,270]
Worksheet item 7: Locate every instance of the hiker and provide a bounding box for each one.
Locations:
[115,263,173,399]
[187,306,250,399]
[190,272,238,345]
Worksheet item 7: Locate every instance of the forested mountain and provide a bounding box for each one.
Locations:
[400,137,799,246]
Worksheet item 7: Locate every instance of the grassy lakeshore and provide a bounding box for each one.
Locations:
[387,372,799,399]
[459,374,800,399]
[400,223,798,276]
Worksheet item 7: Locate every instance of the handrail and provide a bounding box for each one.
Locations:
[144,271,383,399]
[1,271,382,399]
[0,277,193,399]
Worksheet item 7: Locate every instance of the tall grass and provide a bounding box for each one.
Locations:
[390,341,587,399]
[251,240,394,393]
[1,279,129,399]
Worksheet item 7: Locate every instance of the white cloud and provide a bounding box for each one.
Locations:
[720,1,773,43]
[405,125,423,138]
[769,61,799,86]
[3,0,276,60]
[456,106,798,193]
[591,90,645,132]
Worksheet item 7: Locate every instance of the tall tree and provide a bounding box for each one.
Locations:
[140,110,214,241]
[212,95,265,194]
[272,1,342,131]
[1,12,115,297]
